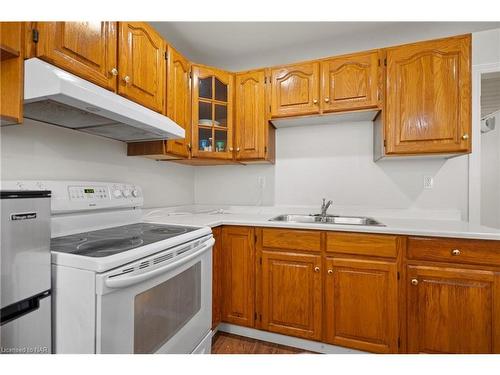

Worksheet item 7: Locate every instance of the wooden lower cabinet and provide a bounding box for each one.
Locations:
[215,226,500,354]
[221,226,255,327]
[324,257,399,353]
[407,265,500,353]
[260,250,322,340]
[211,227,222,329]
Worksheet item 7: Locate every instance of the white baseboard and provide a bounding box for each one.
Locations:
[216,323,367,354]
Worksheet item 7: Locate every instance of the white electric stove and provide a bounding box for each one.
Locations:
[2,180,214,354]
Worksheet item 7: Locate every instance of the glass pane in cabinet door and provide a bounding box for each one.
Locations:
[199,77,213,99]
[214,78,228,102]
[214,104,227,127]
[214,129,228,153]
[198,128,212,152]
[198,101,212,126]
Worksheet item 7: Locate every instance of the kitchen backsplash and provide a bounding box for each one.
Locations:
[0,119,196,208]
[194,122,469,219]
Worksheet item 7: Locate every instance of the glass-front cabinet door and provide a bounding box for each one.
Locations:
[191,65,234,159]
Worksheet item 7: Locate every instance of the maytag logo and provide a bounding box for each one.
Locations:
[10,212,37,221]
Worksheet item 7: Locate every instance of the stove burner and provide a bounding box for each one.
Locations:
[76,237,144,256]
[147,227,188,236]
[51,222,201,258]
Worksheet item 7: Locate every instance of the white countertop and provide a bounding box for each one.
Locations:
[143,207,500,241]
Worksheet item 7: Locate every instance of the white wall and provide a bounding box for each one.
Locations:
[480,111,500,228]
[0,119,195,208]
[469,28,500,225]
[194,122,469,218]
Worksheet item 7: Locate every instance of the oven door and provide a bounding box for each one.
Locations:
[95,235,214,354]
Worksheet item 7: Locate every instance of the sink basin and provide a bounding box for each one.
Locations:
[269,214,384,226]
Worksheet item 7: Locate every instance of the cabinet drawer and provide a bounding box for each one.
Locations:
[326,232,399,258]
[261,228,321,252]
[408,237,500,266]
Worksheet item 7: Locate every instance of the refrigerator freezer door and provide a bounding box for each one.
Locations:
[0,193,51,308]
[0,294,52,354]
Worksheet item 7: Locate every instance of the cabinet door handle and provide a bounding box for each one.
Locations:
[236,147,240,152]
[229,147,234,151]
[451,249,461,256]
[327,269,333,275]
[324,97,330,103]
[314,266,320,273]
[110,68,118,76]
[124,76,131,84]
[462,133,469,140]
[313,99,318,104]
[411,279,419,286]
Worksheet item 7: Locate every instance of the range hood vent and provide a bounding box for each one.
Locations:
[23,58,184,142]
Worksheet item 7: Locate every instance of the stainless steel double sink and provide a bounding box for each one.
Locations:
[269,214,384,226]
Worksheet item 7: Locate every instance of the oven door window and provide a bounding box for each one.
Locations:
[133,261,201,353]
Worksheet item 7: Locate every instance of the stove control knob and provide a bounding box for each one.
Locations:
[113,189,122,198]
[131,189,140,197]
[122,189,131,198]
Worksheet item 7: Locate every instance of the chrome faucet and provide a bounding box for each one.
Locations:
[320,198,333,217]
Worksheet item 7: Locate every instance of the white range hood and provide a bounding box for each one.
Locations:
[23,58,184,142]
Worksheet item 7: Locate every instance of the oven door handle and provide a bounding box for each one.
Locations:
[104,237,215,289]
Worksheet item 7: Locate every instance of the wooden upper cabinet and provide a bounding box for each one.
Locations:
[260,250,322,340]
[385,35,471,155]
[270,62,320,118]
[321,51,381,113]
[166,46,191,157]
[118,22,166,113]
[235,70,269,161]
[325,257,399,353]
[407,265,499,353]
[36,22,117,91]
[221,226,255,327]
[1,22,24,125]
[191,65,234,160]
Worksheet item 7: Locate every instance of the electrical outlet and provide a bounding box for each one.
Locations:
[423,175,434,189]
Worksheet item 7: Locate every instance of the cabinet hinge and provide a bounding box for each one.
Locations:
[254,233,257,244]
[32,28,39,43]
[384,58,387,66]
[397,272,400,280]
[264,77,267,84]
[189,71,192,79]
[259,257,262,265]
[164,51,168,60]
[378,59,381,67]
[254,312,257,321]
[264,146,267,154]
[383,139,387,148]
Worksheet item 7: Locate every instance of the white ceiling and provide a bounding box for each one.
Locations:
[151,22,500,71]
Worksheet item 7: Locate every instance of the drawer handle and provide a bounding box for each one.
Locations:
[327,269,333,275]
[314,266,320,273]
[411,279,419,286]
[451,249,461,256]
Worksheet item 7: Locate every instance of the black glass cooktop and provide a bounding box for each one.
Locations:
[51,223,200,257]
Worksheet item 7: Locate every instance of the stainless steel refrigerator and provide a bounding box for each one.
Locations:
[1,190,51,354]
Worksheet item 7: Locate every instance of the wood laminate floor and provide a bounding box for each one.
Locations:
[211,332,315,354]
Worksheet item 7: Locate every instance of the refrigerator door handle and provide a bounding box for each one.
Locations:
[0,290,50,326]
